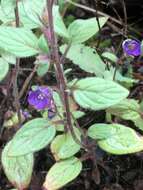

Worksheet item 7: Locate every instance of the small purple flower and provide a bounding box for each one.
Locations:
[22,110,31,119]
[28,86,53,110]
[122,39,141,56]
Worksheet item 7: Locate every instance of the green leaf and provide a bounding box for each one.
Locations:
[1,51,16,65]
[72,110,85,119]
[0,0,16,24]
[0,58,9,81]
[59,0,66,11]
[0,0,46,29]
[53,91,63,116]
[102,52,118,63]
[134,118,143,131]
[0,26,39,57]
[43,157,82,190]
[115,71,138,84]
[18,0,46,29]
[93,124,143,154]
[2,141,34,189]
[103,67,138,84]
[68,17,108,44]
[88,123,117,140]
[8,118,56,156]
[72,77,129,110]
[38,34,49,53]
[107,99,143,130]
[0,4,13,23]
[60,44,105,77]
[1,0,16,15]
[37,63,50,77]
[51,129,81,160]
[107,99,140,120]
[53,5,69,39]
[140,100,143,111]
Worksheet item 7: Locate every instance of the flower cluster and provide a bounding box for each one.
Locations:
[28,86,53,110]
[122,39,141,56]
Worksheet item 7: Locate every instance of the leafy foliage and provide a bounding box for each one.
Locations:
[88,123,143,154]
[102,52,118,63]
[51,129,81,160]
[0,1,143,190]
[43,157,82,190]
[60,44,105,76]
[8,118,56,156]
[72,77,129,110]
[53,5,69,39]
[107,99,143,130]
[2,141,34,189]
[38,34,49,53]
[0,0,46,29]
[67,17,108,44]
[0,58,9,81]
[0,26,39,57]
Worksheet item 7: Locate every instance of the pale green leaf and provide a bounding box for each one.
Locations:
[102,52,118,63]
[0,0,16,24]
[1,0,16,15]
[38,34,49,53]
[0,26,39,57]
[68,17,108,43]
[19,0,46,29]
[8,118,56,156]
[2,141,34,189]
[0,7,12,23]
[59,0,66,9]
[55,124,64,132]
[115,71,138,83]
[0,0,46,29]
[134,118,143,131]
[107,99,143,130]
[60,44,105,77]
[51,130,81,160]
[53,91,64,117]
[1,51,16,65]
[49,92,64,132]
[140,100,143,111]
[107,99,140,120]
[53,5,69,39]
[37,63,50,77]
[72,110,85,119]
[88,123,117,140]
[0,58,9,81]
[94,124,143,154]
[72,77,129,110]
[43,157,82,190]
[103,67,138,84]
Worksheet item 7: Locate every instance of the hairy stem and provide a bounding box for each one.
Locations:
[94,0,101,48]
[46,0,72,133]
[13,0,21,125]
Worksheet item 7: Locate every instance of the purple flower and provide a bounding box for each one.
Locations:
[21,110,31,119]
[28,86,53,110]
[122,39,141,56]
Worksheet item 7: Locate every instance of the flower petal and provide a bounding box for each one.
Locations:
[122,39,141,57]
